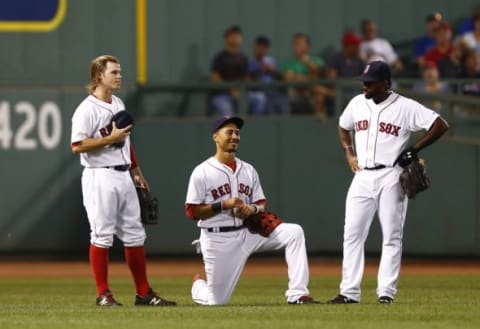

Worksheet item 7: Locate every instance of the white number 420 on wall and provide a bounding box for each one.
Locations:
[0,101,62,150]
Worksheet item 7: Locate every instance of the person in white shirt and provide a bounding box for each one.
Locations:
[360,19,403,73]
[459,13,480,71]
[328,61,448,304]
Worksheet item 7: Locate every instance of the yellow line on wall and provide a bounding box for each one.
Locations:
[136,0,147,84]
[0,0,67,32]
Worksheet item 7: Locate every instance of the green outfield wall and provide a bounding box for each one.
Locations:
[1,0,480,256]
[0,87,478,256]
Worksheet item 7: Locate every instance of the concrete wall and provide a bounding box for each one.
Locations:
[1,95,479,256]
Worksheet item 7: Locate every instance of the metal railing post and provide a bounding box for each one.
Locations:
[238,83,248,115]
[335,82,344,116]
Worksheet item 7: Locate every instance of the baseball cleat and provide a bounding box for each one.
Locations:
[96,290,123,307]
[327,294,359,304]
[377,296,394,304]
[135,288,177,306]
[288,295,320,305]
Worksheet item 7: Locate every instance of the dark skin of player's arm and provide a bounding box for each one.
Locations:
[409,118,449,151]
[338,127,361,173]
[338,79,449,173]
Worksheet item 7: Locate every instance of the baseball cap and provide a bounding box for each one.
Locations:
[211,116,244,133]
[357,61,391,83]
[342,32,361,46]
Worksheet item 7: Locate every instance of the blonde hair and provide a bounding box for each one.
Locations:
[86,55,120,93]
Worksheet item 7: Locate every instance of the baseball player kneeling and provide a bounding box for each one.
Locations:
[185,116,319,305]
[71,55,175,307]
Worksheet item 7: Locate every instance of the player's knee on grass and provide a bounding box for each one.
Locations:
[208,294,230,306]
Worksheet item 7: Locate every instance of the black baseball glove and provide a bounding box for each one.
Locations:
[394,146,419,167]
[399,157,430,199]
[393,146,418,168]
[107,110,135,148]
[136,187,159,225]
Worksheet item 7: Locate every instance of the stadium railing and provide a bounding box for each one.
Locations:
[128,79,480,142]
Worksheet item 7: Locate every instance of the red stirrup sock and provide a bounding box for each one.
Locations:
[124,246,150,296]
[89,244,110,296]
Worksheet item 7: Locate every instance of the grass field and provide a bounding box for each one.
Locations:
[0,273,479,329]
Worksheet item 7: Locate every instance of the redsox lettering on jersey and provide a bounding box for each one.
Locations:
[187,157,264,228]
[341,92,438,169]
[210,182,253,201]
[356,120,401,136]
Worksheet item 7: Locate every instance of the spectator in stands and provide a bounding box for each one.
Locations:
[458,13,480,72]
[438,46,464,78]
[413,62,451,111]
[327,32,365,79]
[461,49,480,78]
[413,12,442,67]
[210,25,266,115]
[458,5,480,35]
[249,35,290,115]
[325,32,365,113]
[425,22,454,67]
[359,19,403,72]
[282,33,329,118]
[459,49,480,96]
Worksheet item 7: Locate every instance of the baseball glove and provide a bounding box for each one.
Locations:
[107,110,135,148]
[244,211,283,237]
[136,187,159,225]
[399,157,430,199]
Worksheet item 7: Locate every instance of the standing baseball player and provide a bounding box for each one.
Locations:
[329,61,449,304]
[71,55,176,307]
[185,116,318,305]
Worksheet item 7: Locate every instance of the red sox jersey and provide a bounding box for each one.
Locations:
[71,95,132,168]
[185,157,265,228]
[339,92,439,167]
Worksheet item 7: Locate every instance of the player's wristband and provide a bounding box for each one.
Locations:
[251,204,259,214]
[211,202,222,214]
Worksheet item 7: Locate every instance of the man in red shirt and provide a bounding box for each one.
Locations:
[425,22,454,67]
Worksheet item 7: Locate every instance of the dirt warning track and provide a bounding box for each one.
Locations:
[0,258,479,278]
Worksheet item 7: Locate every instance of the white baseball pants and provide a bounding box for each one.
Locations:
[192,223,310,305]
[340,167,408,301]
